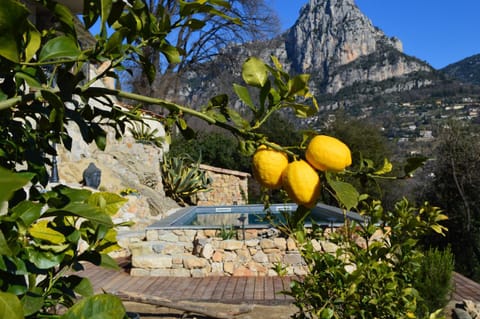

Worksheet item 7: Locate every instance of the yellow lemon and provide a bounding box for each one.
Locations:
[252,145,289,189]
[282,160,321,208]
[305,135,352,172]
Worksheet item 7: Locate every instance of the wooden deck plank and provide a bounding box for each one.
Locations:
[200,276,221,299]
[264,277,275,300]
[144,276,175,296]
[253,276,264,300]
[222,277,238,300]
[243,277,256,300]
[210,276,229,300]
[232,277,247,300]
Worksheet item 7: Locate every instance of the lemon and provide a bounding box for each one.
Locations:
[252,145,289,189]
[305,135,352,172]
[282,160,321,208]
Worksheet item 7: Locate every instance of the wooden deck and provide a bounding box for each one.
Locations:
[78,258,480,305]
[78,259,294,305]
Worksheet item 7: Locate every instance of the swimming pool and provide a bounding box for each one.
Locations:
[148,203,364,230]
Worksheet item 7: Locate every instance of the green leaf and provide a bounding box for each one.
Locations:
[373,158,393,175]
[61,294,126,319]
[0,167,33,203]
[26,248,64,269]
[44,202,113,227]
[14,69,42,88]
[100,253,120,270]
[320,308,334,319]
[29,220,66,244]
[242,57,269,88]
[88,192,128,216]
[161,44,181,64]
[21,291,44,317]
[287,74,310,96]
[233,84,256,111]
[0,231,13,256]
[69,276,94,297]
[227,108,250,129]
[11,201,43,227]
[24,21,41,63]
[328,178,359,211]
[101,0,113,33]
[0,0,30,63]
[38,36,81,62]
[0,292,23,319]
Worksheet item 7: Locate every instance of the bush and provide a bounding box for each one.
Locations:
[415,247,455,317]
[161,153,212,206]
[285,198,448,319]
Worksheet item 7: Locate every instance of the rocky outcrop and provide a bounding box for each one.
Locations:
[284,0,432,94]
[56,124,179,229]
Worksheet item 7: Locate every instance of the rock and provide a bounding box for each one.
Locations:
[132,254,172,269]
[454,308,473,319]
[201,243,214,259]
[183,256,209,269]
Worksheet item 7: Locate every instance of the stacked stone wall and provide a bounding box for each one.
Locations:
[196,165,249,206]
[129,228,338,277]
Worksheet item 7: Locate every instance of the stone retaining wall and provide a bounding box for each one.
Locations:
[196,165,250,206]
[129,228,338,277]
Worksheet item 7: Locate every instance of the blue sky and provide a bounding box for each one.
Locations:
[269,0,480,69]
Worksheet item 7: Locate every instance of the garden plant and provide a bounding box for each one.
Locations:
[0,0,450,318]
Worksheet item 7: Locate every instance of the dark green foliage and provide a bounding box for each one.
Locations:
[415,247,455,317]
[442,54,480,85]
[321,112,391,166]
[170,132,251,172]
[422,121,480,280]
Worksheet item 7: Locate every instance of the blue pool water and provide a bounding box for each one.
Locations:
[148,203,364,230]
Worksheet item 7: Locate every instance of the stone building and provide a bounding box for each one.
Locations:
[196,164,250,206]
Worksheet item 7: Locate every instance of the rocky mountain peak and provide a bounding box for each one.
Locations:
[287,0,402,75]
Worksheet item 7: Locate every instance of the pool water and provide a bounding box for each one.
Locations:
[149,203,364,230]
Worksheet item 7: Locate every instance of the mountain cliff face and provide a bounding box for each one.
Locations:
[179,0,438,109]
[283,0,432,94]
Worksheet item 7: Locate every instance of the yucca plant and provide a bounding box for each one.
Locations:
[161,153,212,206]
[129,122,166,148]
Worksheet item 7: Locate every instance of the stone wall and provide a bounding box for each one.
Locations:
[196,165,250,206]
[129,228,338,277]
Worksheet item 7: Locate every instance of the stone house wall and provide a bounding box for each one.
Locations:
[196,164,250,206]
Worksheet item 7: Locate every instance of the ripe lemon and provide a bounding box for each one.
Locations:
[252,145,289,189]
[305,135,352,172]
[282,160,321,208]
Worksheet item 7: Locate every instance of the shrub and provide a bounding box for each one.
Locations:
[285,198,448,319]
[160,153,212,206]
[415,247,455,317]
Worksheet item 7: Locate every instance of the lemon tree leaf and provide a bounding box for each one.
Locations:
[328,178,359,211]
[61,294,125,319]
[0,292,23,319]
[373,158,393,175]
[29,220,66,244]
[88,192,128,216]
[242,57,269,88]
[38,36,81,62]
[0,167,32,203]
